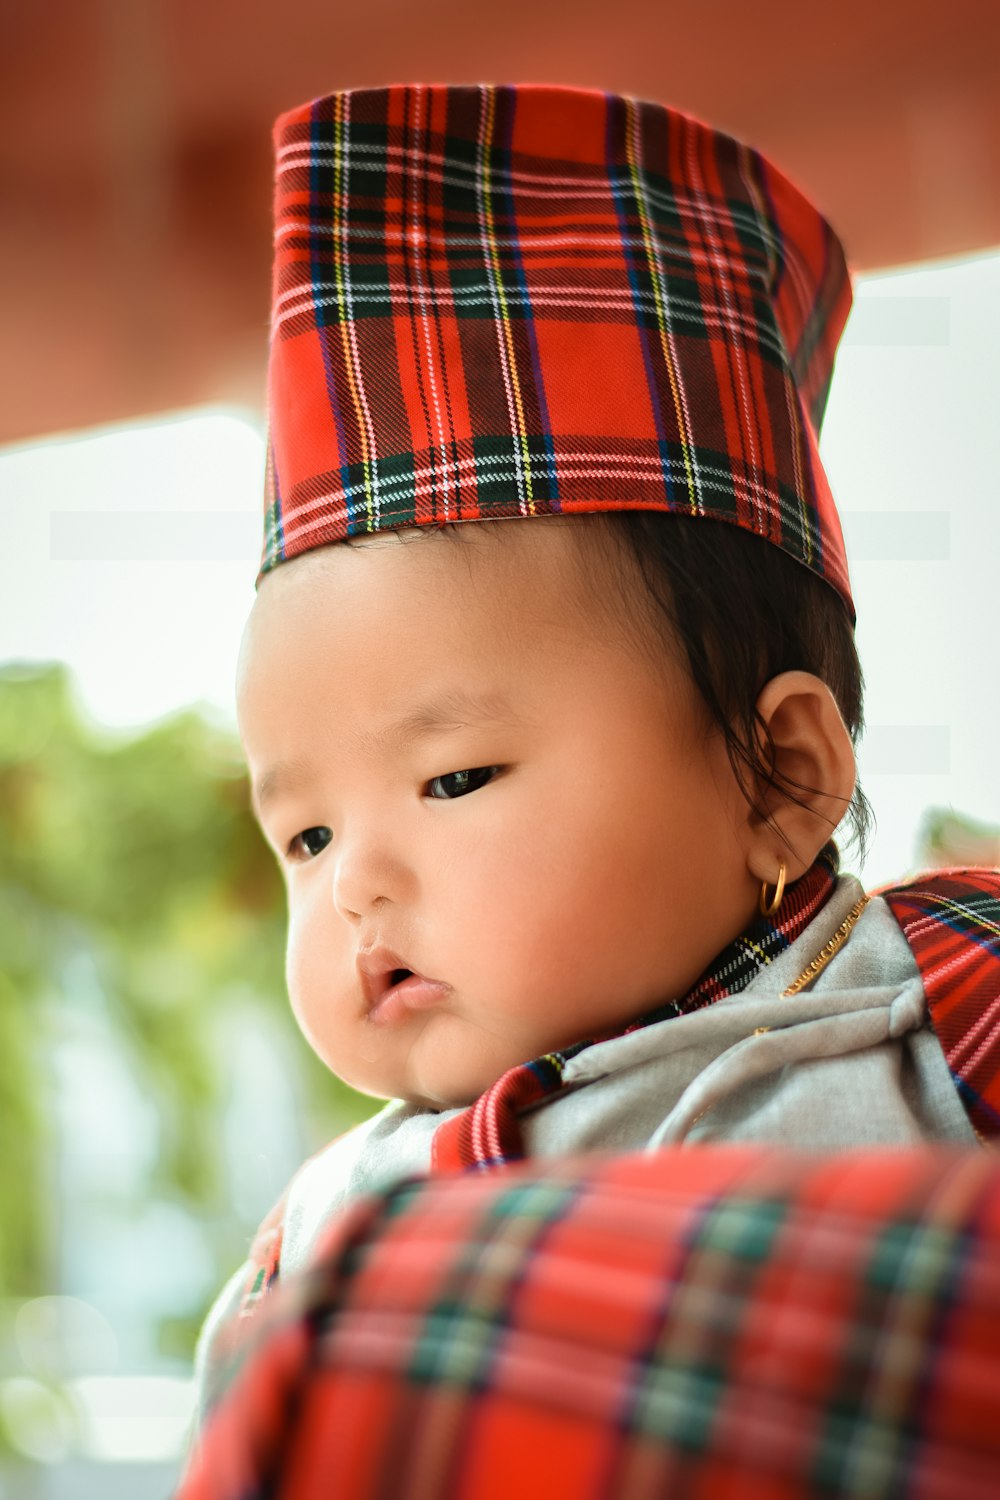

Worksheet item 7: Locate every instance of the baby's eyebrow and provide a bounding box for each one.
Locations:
[251,690,519,816]
[252,755,314,819]
[383,689,519,743]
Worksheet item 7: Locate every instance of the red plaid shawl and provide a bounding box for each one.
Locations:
[878,866,1000,1143]
[178,1145,1000,1499]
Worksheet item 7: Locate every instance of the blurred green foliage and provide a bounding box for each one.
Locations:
[0,661,375,1304]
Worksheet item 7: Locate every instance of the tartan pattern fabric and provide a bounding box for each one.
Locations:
[177,1145,1000,1500]
[237,1192,286,1320]
[262,83,855,618]
[877,866,1000,1142]
[432,841,839,1172]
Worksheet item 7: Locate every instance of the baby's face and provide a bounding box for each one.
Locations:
[237,519,760,1109]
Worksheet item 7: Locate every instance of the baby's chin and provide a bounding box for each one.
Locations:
[327,1033,524,1113]
[392,1077,486,1113]
[330,1062,485,1115]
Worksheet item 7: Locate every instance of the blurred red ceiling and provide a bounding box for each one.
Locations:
[2,0,998,445]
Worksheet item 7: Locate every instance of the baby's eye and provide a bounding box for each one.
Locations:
[426,766,501,800]
[287,826,333,860]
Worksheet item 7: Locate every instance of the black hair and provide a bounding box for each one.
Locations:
[592,511,874,868]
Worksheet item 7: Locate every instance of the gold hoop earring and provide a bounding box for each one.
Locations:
[759,861,787,917]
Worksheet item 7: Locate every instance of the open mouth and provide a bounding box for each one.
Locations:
[357,944,449,1022]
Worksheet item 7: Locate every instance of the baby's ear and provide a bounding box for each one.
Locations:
[742,671,857,884]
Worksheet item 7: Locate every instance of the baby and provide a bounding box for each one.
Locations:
[240,516,858,1111]
[196,81,998,1417]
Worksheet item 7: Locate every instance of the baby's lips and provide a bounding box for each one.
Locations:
[366,971,452,1027]
[356,942,417,1009]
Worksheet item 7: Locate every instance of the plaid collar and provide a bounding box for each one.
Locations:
[432,842,840,1172]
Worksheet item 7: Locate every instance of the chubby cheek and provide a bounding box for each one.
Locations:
[283,906,347,1070]
[449,812,654,997]
[483,809,687,1037]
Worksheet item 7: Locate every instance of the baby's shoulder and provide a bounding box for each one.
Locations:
[871,860,1000,911]
[280,1098,447,1271]
[871,863,1000,1141]
[238,1095,461,1321]
[870,863,1000,985]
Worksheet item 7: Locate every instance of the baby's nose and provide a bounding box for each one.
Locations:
[330,831,409,920]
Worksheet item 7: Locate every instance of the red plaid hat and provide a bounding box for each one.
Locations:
[262,83,855,618]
